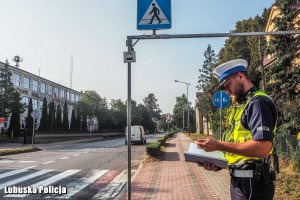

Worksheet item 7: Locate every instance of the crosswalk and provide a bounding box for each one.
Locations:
[0,168,134,199]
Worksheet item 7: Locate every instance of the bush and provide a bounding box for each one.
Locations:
[157,137,167,144]
[146,141,162,157]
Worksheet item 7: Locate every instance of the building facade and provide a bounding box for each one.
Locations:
[0,61,83,132]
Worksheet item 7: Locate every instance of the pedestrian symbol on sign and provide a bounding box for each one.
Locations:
[148,3,161,24]
[137,0,171,30]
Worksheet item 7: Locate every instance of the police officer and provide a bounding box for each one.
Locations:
[196,59,277,200]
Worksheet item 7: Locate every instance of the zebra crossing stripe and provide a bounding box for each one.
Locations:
[93,170,133,199]
[0,169,28,179]
[4,169,80,198]
[53,170,109,199]
[0,160,15,163]
[0,170,53,190]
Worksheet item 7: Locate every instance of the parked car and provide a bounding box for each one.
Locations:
[125,126,146,145]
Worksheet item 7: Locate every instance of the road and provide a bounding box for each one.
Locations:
[0,133,166,200]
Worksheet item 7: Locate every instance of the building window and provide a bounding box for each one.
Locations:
[70,93,74,102]
[32,80,38,91]
[54,88,58,98]
[12,73,21,86]
[22,96,29,106]
[32,99,38,110]
[41,83,46,94]
[48,85,53,95]
[67,92,70,100]
[75,95,79,102]
[60,89,65,99]
[24,77,30,89]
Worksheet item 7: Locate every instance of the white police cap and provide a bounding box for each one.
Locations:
[213,59,248,87]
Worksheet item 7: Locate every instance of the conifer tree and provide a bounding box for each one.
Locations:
[82,115,87,132]
[48,101,55,133]
[197,44,218,134]
[26,98,34,135]
[55,104,62,130]
[8,91,25,136]
[76,111,82,132]
[0,61,19,118]
[70,109,77,131]
[62,100,69,131]
[39,97,48,131]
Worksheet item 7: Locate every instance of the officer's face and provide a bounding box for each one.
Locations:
[223,73,245,103]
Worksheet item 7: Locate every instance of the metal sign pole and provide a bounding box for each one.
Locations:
[220,92,222,141]
[126,39,132,200]
[127,30,300,40]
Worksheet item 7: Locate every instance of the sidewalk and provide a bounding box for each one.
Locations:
[120,133,231,200]
[0,132,123,149]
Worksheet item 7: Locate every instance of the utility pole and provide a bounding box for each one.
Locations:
[70,55,73,89]
[175,80,190,135]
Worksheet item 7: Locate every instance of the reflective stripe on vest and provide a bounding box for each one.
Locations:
[222,91,275,165]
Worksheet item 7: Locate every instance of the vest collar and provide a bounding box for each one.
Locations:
[235,87,257,105]
[245,87,257,100]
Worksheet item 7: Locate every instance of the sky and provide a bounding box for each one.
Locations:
[0,0,275,114]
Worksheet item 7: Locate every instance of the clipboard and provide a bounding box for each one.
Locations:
[184,143,228,169]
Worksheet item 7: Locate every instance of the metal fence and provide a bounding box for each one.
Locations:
[275,134,299,169]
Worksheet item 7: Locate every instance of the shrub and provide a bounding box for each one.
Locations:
[146,141,161,157]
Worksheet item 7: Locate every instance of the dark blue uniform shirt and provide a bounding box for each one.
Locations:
[241,87,277,142]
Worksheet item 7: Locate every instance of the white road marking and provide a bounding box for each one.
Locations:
[19,161,35,163]
[60,157,69,160]
[53,170,109,199]
[42,161,55,164]
[0,169,28,179]
[24,165,37,169]
[0,160,15,163]
[72,154,80,157]
[93,170,135,199]
[0,169,52,190]
[84,151,89,154]
[5,169,80,198]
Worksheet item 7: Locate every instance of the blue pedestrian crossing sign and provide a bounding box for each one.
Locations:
[137,0,172,30]
[212,91,231,108]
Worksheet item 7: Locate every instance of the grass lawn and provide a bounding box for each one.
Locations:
[274,160,300,200]
[0,146,41,156]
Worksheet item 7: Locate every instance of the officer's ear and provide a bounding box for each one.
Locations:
[236,72,247,83]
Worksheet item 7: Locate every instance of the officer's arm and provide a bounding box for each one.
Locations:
[220,140,272,158]
[196,138,272,158]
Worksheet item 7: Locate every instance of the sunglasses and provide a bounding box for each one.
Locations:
[219,73,237,90]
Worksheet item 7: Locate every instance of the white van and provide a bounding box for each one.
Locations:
[125,126,146,145]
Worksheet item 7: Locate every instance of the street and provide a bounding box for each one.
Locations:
[0,134,166,200]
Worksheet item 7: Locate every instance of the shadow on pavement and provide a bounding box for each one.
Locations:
[163,152,180,161]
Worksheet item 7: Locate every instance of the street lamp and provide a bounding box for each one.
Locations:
[175,80,191,135]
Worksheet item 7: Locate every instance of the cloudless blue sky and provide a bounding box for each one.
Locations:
[0,0,274,113]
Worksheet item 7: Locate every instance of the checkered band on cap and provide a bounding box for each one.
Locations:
[213,59,248,85]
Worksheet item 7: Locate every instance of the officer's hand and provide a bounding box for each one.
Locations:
[195,138,220,152]
[197,162,221,171]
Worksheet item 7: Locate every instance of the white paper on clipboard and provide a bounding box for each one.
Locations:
[184,143,228,169]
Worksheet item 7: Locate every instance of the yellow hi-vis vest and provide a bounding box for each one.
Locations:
[222,91,275,165]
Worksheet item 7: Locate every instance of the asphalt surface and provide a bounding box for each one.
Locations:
[0,133,167,200]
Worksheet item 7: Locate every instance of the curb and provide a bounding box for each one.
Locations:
[115,154,152,200]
